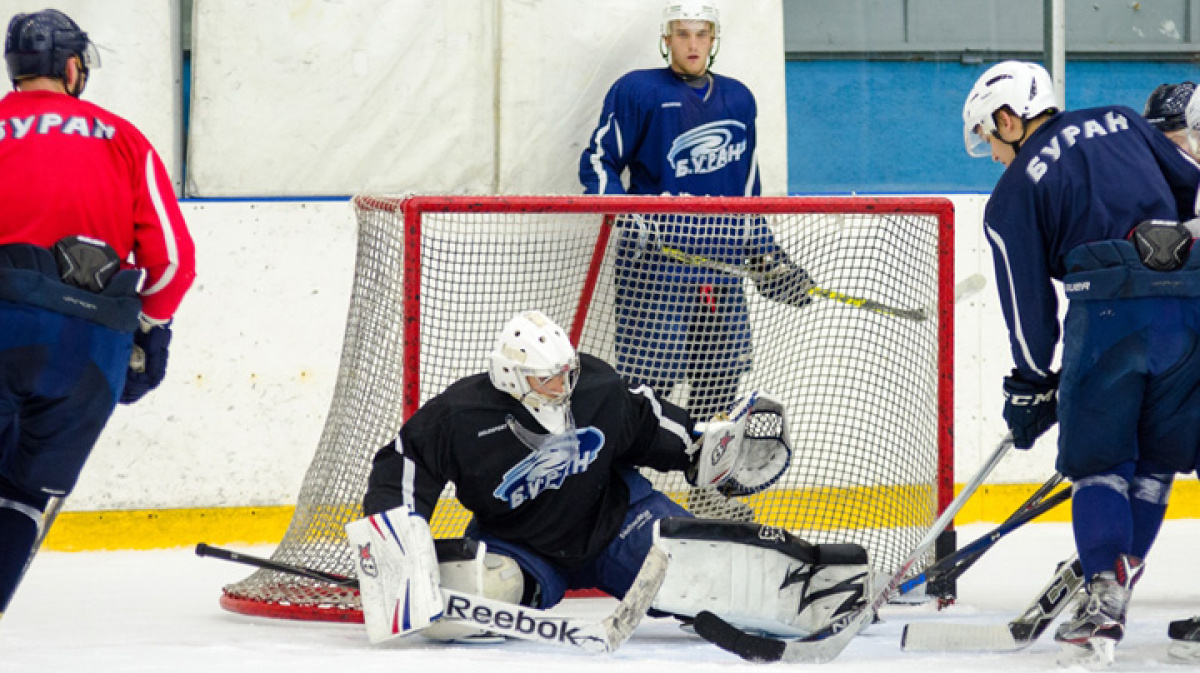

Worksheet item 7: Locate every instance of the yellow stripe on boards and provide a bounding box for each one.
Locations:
[39,480,1200,552]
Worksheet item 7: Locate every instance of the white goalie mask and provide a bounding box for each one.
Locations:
[488,310,580,432]
[962,60,1058,158]
[659,0,721,68]
[1186,89,1200,159]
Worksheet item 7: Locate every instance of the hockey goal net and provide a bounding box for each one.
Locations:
[220,194,955,622]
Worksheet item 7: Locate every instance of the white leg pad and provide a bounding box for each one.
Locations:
[651,519,870,638]
[422,544,524,642]
[345,506,443,644]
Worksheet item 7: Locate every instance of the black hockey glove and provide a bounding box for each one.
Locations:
[1002,370,1059,449]
[120,320,173,404]
[752,251,813,308]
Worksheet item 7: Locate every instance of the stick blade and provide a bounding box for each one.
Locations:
[599,544,670,651]
[901,622,1026,652]
[694,607,870,664]
[693,611,786,662]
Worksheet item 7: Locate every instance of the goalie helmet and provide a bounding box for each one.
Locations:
[660,0,721,69]
[962,60,1058,158]
[1144,81,1196,133]
[488,311,579,430]
[1186,90,1200,160]
[5,9,98,93]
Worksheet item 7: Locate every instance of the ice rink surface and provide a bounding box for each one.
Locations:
[4,520,1199,672]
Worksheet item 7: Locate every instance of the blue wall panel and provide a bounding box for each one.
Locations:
[786,60,1200,195]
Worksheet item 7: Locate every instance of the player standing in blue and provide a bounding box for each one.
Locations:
[962,60,1200,667]
[579,0,809,423]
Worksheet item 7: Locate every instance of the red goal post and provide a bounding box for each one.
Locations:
[218,194,956,622]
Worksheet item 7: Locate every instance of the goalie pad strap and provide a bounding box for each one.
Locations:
[658,518,817,565]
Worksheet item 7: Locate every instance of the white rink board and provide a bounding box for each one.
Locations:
[0,0,183,194]
[186,0,496,197]
[60,194,1101,513]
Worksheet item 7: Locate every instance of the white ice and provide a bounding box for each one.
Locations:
[4,520,1199,672]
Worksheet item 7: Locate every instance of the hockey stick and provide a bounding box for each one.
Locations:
[657,244,929,322]
[8,495,65,608]
[692,434,1015,663]
[898,473,1071,600]
[901,554,1084,652]
[195,542,667,654]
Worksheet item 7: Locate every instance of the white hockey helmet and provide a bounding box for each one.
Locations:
[1186,90,1200,159]
[660,0,721,68]
[488,310,579,410]
[962,60,1058,157]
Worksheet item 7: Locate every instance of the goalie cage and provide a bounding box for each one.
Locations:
[219,194,956,622]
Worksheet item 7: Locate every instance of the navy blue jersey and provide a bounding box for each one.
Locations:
[984,105,1200,383]
[580,67,760,196]
[363,354,694,570]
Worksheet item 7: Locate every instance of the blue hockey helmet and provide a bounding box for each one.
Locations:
[5,9,98,92]
[1144,82,1196,133]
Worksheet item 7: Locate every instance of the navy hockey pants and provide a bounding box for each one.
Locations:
[1056,240,1200,479]
[471,468,691,608]
[0,247,139,503]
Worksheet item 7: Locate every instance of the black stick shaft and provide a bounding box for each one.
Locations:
[195,542,358,588]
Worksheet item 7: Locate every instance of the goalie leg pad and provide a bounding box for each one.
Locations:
[345,506,443,644]
[422,540,525,642]
[651,519,870,638]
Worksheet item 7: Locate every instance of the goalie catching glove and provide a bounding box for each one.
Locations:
[687,391,792,496]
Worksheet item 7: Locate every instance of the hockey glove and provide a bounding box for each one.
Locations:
[120,320,173,404]
[752,251,814,308]
[1002,370,1059,449]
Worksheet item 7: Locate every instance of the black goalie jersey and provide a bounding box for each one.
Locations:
[363,354,695,570]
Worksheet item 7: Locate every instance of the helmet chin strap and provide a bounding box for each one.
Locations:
[996,116,1031,156]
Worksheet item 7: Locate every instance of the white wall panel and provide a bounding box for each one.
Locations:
[71,200,357,510]
[186,0,495,197]
[0,0,183,193]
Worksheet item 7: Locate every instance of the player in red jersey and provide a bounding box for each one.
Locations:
[0,9,196,619]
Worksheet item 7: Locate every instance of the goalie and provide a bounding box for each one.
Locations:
[349,310,870,646]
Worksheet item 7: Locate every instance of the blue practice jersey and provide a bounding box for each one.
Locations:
[580,67,760,196]
[984,105,1200,383]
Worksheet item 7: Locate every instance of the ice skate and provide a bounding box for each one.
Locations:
[1168,616,1200,662]
[1053,556,1141,669]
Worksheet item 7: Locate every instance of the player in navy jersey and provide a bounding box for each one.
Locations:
[0,9,196,620]
[962,60,1200,666]
[579,0,809,423]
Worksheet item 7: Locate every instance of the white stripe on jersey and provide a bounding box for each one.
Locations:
[394,435,418,507]
[985,222,1049,379]
[139,150,181,297]
[588,112,621,194]
[629,383,691,448]
[744,145,759,196]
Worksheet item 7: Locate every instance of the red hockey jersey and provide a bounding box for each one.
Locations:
[0,90,195,321]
